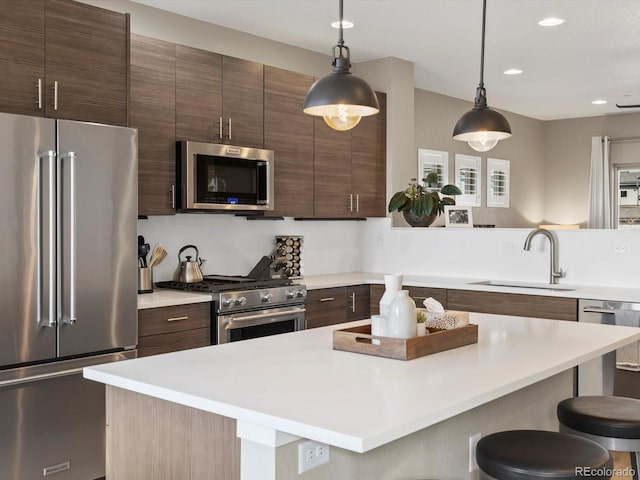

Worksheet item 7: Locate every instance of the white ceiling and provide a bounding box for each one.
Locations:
[132,0,640,121]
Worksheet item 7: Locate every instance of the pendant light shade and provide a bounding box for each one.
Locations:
[453,0,511,152]
[303,0,379,131]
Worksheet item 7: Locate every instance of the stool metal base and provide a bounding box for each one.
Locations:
[560,424,640,480]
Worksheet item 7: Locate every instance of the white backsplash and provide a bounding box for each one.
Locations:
[140,215,640,289]
[138,215,363,281]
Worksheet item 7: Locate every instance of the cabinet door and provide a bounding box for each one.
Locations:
[314,118,352,217]
[264,66,314,217]
[346,285,370,321]
[130,34,176,216]
[406,286,447,309]
[175,45,222,142]
[44,0,127,126]
[447,289,577,321]
[222,56,263,148]
[351,92,386,217]
[0,0,45,116]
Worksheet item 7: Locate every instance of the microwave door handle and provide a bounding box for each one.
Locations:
[38,151,57,328]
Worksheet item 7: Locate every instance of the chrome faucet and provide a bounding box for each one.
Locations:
[523,228,565,284]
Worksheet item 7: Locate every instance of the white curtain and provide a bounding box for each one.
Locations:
[587,136,612,229]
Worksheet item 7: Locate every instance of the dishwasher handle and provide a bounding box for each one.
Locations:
[582,306,617,315]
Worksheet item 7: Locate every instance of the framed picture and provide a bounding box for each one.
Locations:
[444,205,474,227]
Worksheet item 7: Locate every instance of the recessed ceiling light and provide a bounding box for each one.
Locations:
[538,17,566,27]
[592,99,607,105]
[504,68,523,75]
[331,20,354,29]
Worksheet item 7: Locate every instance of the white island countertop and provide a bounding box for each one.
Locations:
[85,314,640,453]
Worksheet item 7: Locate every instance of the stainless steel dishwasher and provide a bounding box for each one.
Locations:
[578,299,640,398]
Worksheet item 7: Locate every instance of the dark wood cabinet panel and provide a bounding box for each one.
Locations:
[306,308,348,330]
[138,302,211,357]
[305,287,348,312]
[264,66,314,217]
[45,0,127,125]
[138,328,211,358]
[222,56,263,148]
[313,118,352,217]
[351,92,386,217]
[0,0,45,116]
[370,284,384,315]
[346,285,370,321]
[175,45,222,142]
[447,289,577,321]
[130,34,176,216]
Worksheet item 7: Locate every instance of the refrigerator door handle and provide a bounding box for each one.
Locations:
[60,152,77,325]
[38,151,57,328]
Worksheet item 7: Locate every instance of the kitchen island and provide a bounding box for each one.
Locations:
[85,314,640,480]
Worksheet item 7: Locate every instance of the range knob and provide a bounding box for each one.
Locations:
[262,293,274,302]
[296,289,307,299]
[234,296,247,306]
[286,290,296,299]
[222,298,233,307]
[287,289,306,299]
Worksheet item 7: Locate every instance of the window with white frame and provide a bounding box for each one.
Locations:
[454,154,481,206]
[418,149,448,188]
[487,158,510,208]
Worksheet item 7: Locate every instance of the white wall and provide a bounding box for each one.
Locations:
[139,215,363,281]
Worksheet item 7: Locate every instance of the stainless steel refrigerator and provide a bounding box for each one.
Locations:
[0,112,138,480]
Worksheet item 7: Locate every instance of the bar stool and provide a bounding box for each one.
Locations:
[476,430,613,480]
[558,396,640,480]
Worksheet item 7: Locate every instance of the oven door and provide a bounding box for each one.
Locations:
[217,306,305,344]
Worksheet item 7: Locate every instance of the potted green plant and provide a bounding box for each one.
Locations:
[388,172,462,227]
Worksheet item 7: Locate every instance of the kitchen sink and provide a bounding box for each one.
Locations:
[471,280,577,291]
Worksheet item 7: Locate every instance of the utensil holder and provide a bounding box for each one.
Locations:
[138,267,153,294]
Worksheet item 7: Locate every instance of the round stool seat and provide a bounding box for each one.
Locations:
[558,396,640,439]
[476,430,612,480]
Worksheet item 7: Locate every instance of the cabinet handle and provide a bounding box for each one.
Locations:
[356,194,359,212]
[37,78,42,109]
[228,118,232,140]
[319,297,335,302]
[218,116,223,139]
[349,194,353,212]
[170,184,176,209]
[53,81,58,111]
[351,292,356,312]
[167,316,189,322]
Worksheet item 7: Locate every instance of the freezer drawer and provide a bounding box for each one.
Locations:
[0,351,135,480]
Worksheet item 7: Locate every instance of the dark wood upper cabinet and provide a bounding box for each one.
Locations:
[313,118,353,217]
[44,0,128,126]
[264,66,314,217]
[222,56,264,148]
[351,92,387,217]
[175,45,222,142]
[0,0,45,117]
[130,34,176,216]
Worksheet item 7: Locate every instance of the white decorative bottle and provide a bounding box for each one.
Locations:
[387,290,417,339]
[379,274,403,317]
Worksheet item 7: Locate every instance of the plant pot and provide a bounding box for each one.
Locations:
[402,210,437,227]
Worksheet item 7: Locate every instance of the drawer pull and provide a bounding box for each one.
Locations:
[167,316,189,322]
[319,297,335,302]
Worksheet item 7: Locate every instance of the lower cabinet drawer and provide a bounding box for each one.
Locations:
[305,287,347,312]
[137,327,211,357]
[306,308,348,329]
[138,302,210,336]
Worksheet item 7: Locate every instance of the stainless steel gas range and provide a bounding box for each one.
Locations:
[156,275,307,344]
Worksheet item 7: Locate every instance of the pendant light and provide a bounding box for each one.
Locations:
[453,0,511,152]
[303,0,379,131]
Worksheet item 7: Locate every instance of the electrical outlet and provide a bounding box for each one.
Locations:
[468,433,481,473]
[614,243,631,254]
[378,234,386,250]
[298,440,330,473]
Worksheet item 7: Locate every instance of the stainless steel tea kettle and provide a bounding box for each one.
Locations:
[173,245,204,283]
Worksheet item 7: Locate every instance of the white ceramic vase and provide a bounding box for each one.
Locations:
[379,274,403,317]
[387,290,417,339]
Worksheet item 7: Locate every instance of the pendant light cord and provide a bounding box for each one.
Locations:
[338,0,344,48]
[332,0,350,72]
[479,0,486,89]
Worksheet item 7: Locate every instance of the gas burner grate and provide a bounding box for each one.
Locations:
[155,276,294,293]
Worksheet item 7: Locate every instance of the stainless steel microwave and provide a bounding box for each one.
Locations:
[176,141,274,211]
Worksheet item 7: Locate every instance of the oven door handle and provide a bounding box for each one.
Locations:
[223,307,306,329]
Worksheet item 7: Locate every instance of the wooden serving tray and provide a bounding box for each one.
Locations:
[333,323,479,361]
